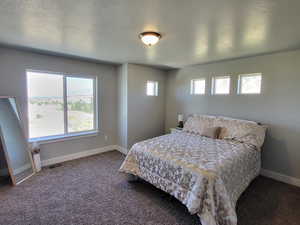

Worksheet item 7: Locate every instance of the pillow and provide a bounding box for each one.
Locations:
[201,127,221,139]
[215,116,267,149]
[183,115,217,134]
[236,125,267,149]
[183,114,267,149]
[215,117,258,139]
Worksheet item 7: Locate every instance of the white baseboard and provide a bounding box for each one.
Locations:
[261,169,300,188]
[115,145,128,155]
[42,145,117,167]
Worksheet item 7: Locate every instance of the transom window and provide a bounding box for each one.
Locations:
[190,79,206,95]
[212,76,231,95]
[238,73,262,94]
[27,70,97,140]
[146,81,158,96]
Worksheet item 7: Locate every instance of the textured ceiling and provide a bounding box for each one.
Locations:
[0,0,300,68]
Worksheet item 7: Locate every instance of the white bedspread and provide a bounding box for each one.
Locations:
[119,132,261,225]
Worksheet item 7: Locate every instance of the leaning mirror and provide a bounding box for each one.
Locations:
[0,96,35,185]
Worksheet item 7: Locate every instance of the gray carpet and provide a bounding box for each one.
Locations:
[0,151,299,225]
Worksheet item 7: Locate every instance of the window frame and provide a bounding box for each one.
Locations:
[237,73,262,95]
[211,75,231,95]
[146,80,159,96]
[26,69,98,143]
[190,78,206,95]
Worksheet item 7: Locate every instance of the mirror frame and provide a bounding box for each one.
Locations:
[0,96,35,185]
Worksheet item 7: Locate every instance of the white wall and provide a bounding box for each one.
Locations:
[127,64,166,148]
[166,49,300,180]
[118,63,167,150]
[0,47,118,161]
[117,64,128,148]
[3,45,299,184]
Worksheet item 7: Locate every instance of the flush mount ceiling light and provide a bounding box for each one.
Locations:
[139,31,161,46]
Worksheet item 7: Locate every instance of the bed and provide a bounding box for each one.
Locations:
[119,115,266,225]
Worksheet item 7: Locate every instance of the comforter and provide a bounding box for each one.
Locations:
[119,132,261,225]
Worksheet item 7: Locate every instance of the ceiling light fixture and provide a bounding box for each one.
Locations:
[139,31,161,46]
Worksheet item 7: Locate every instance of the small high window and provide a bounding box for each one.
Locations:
[146,81,158,96]
[238,73,262,94]
[191,79,206,95]
[212,76,231,95]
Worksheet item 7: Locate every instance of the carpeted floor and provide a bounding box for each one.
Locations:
[0,151,299,225]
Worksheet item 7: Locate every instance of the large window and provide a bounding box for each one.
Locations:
[27,70,97,140]
[211,76,231,95]
[191,79,206,95]
[238,73,262,94]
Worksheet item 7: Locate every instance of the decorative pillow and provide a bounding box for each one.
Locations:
[201,127,221,139]
[183,115,217,135]
[215,116,267,149]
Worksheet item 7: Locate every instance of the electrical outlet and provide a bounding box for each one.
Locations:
[104,135,108,141]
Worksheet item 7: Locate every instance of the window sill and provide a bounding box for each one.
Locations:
[28,130,99,145]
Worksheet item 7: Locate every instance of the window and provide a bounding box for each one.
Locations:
[212,76,231,95]
[27,70,97,140]
[146,81,158,96]
[238,73,262,94]
[191,79,206,95]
